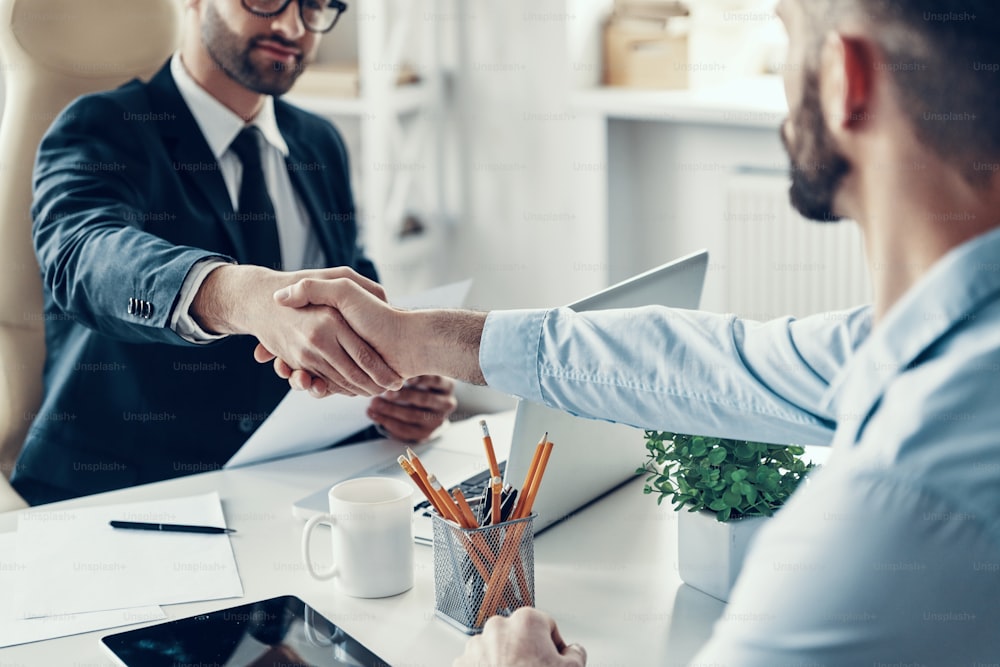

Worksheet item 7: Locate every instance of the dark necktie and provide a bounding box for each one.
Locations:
[229,127,282,270]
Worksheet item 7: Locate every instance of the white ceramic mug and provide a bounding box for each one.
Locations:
[301,476,414,598]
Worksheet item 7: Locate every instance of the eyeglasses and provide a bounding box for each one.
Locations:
[241,0,348,34]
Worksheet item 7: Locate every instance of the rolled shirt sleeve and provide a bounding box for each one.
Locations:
[480,305,872,446]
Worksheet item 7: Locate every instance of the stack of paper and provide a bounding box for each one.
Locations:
[0,492,243,648]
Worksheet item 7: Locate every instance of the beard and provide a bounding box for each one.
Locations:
[202,2,306,97]
[781,69,851,223]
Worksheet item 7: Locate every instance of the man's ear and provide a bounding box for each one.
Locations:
[819,31,875,133]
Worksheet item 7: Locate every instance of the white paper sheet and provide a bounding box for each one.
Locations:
[225,279,472,469]
[15,492,243,618]
[0,532,165,648]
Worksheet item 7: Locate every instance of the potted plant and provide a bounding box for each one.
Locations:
[639,431,815,602]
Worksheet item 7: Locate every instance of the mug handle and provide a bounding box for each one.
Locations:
[301,513,339,581]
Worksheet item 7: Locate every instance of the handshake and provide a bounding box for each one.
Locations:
[193,264,484,442]
[195,263,487,398]
[253,268,434,398]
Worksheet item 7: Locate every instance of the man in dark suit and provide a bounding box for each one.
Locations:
[12,0,456,505]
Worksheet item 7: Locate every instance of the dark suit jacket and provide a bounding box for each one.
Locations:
[13,62,378,505]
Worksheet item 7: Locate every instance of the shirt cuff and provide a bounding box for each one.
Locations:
[170,258,236,344]
[479,308,550,404]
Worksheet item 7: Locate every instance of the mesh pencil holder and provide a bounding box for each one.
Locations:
[431,512,536,634]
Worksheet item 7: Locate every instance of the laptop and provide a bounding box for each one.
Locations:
[292,249,709,544]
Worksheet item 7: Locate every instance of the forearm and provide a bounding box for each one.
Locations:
[396,310,488,385]
[477,306,868,444]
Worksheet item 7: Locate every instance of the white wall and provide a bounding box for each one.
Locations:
[447,0,607,312]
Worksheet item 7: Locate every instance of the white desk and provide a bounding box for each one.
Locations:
[0,413,726,666]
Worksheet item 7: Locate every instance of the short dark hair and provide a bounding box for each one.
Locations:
[802,1,999,184]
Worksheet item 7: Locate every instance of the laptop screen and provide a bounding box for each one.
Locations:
[504,250,709,534]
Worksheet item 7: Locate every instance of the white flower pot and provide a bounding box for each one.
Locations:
[677,509,767,602]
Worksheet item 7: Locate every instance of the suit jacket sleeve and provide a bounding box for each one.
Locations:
[32,94,229,346]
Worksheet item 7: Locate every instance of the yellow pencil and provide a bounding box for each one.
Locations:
[516,439,554,519]
[427,473,463,526]
[452,488,480,529]
[398,455,444,516]
[490,475,503,525]
[480,419,502,480]
[512,432,547,519]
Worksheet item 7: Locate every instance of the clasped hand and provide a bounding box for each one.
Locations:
[252,268,455,442]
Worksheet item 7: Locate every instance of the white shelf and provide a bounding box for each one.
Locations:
[284,82,431,117]
[570,75,788,128]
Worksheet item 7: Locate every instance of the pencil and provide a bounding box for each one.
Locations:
[404,448,437,501]
[480,419,501,480]
[406,447,430,479]
[490,475,503,526]
[512,433,547,520]
[428,473,463,526]
[514,431,549,519]
[452,488,479,529]
[398,455,444,516]
[516,438,554,519]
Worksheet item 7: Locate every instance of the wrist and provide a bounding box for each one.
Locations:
[406,309,487,385]
[191,264,283,335]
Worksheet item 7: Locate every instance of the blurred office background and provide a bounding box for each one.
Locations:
[0,0,871,410]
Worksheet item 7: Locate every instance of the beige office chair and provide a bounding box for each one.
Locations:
[0,0,182,511]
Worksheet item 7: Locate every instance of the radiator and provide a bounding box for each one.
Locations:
[723,169,871,321]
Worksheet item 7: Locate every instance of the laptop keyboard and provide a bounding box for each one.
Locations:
[413,460,507,517]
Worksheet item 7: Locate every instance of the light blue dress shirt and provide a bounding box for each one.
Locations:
[480,227,1000,664]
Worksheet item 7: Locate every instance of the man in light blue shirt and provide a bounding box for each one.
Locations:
[259,0,1000,663]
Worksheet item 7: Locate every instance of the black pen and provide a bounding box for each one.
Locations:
[500,488,518,522]
[477,486,491,524]
[109,520,236,534]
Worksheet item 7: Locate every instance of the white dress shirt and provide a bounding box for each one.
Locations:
[480,226,1000,664]
[167,53,326,342]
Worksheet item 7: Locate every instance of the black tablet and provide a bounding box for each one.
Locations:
[101,595,390,667]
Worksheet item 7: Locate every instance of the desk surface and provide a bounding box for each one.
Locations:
[0,413,725,666]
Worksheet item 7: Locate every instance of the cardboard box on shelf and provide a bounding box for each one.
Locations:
[603,1,690,89]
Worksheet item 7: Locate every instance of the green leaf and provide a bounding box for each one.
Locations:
[707,447,727,465]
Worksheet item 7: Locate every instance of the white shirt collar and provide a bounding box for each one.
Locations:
[170,53,290,159]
